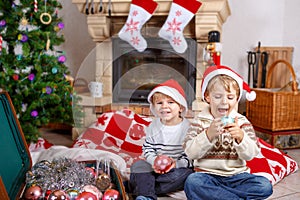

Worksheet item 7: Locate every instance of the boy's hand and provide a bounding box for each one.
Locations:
[206,118,224,141]
[153,155,175,174]
[224,117,244,143]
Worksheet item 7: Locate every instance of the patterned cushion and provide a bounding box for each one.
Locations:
[72,109,151,169]
[247,138,298,185]
[29,137,54,152]
[72,109,299,184]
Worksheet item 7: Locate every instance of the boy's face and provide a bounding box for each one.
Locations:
[153,95,183,125]
[205,82,238,118]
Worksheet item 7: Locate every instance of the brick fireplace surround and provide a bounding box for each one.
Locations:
[71,0,231,131]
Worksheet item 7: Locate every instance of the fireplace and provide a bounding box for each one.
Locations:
[71,0,231,131]
[112,37,197,106]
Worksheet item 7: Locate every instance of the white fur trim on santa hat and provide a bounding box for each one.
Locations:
[246,90,256,101]
[148,86,188,116]
[201,66,256,102]
[201,68,243,102]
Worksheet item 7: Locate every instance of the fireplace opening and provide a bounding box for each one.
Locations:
[112,37,197,106]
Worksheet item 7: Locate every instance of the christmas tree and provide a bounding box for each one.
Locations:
[0,0,78,143]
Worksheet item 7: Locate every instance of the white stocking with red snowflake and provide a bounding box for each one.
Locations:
[118,1,157,52]
[159,1,201,53]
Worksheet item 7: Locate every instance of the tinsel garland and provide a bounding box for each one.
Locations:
[25,157,95,191]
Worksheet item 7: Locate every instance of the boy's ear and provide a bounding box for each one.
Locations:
[180,105,184,112]
[205,95,211,103]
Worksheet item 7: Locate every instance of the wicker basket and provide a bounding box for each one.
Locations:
[246,59,300,131]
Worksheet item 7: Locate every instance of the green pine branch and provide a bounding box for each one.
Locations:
[0,0,81,143]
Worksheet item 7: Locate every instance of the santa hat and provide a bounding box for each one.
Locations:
[201,65,256,102]
[147,79,188,116]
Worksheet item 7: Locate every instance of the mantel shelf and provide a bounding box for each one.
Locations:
[71,0,231,42]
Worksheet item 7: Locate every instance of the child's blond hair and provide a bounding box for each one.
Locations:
[204,74,240,100]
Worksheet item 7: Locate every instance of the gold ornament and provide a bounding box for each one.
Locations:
[95,173,111,191]
[46,38,50,50]
[40,13,52,25]
[20,16,29,26]
[46,33,50,50]
[54,26,59,32]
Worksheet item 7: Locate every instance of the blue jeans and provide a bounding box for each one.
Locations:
[184,172,273,200]
[130,160,193,200]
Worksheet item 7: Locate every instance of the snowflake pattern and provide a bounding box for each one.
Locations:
[132,10,139,17]
[131,36,140,45]
[125,18,139,35]
[172,36,182,45]
[273,164,284,178]
[175,10,182,17]
[129,124,145,140]
[97,114,108,126]
[166,18,182,35]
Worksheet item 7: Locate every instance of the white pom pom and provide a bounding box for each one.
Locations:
[246,91,256,101]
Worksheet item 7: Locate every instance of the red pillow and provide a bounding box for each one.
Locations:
[29,137,54,152]
[72,109,151,169]
[247,138,298,185]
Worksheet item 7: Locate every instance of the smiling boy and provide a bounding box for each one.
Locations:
[129,79,193,200]
[183,65,273,200]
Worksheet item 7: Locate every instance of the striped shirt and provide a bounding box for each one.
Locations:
[143,118,192,168]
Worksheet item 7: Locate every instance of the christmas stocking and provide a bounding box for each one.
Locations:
[158,0,202,53]
[118,0,158,52]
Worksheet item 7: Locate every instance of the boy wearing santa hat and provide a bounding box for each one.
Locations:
[129,79,193,200]
[183,65,273,200]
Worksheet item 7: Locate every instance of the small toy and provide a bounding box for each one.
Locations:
[221,116,234,126]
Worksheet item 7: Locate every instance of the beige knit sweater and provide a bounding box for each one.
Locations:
[183,106,259,176]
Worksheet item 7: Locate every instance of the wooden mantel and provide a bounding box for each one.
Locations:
[71,0,231,43]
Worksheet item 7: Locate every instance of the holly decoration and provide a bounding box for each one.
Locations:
[0,0,82,143]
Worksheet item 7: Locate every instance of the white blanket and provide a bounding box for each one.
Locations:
[30,145,127,174]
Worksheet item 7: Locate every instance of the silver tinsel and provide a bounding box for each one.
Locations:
[25,157,95,192]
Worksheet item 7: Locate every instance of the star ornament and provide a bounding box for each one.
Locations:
[20,16,29,26]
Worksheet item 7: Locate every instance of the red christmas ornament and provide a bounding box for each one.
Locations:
[102,189,120,200]
[85,167,96,177]
[83,185,102,199]
[153,155,173,173]
[12,74,19,81]
[76,191,98,200]
[23,185,43,200]
[45,190,52,199]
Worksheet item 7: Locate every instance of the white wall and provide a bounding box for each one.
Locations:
[222,0,299,83]
[283,0,300,81]
[60,0,95,79]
